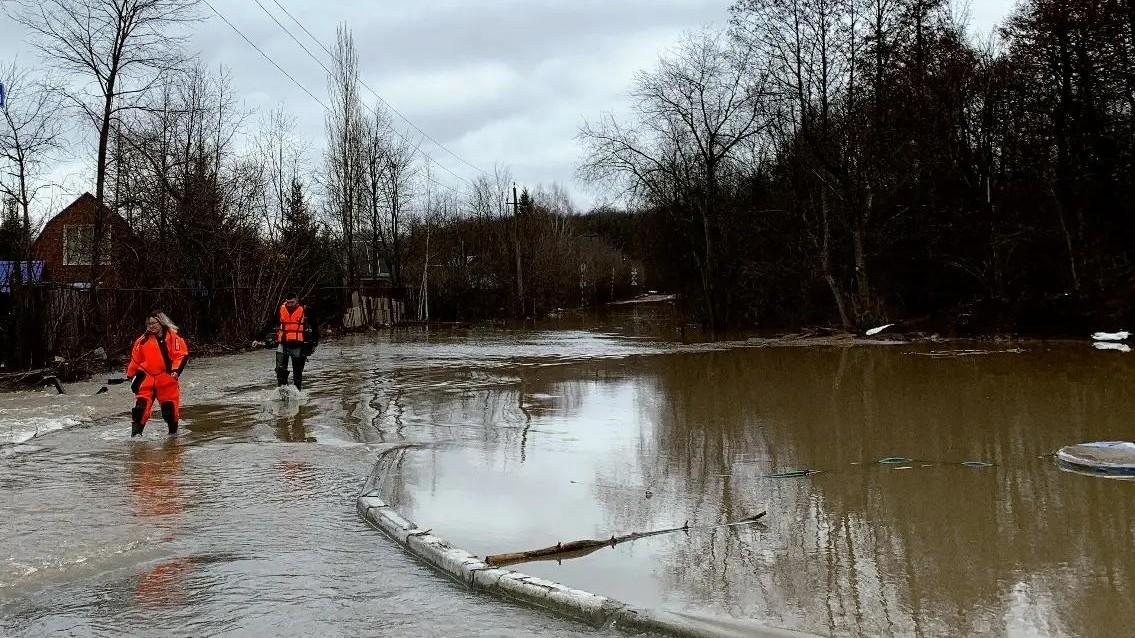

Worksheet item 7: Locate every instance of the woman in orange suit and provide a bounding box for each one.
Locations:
[126,311,189,437]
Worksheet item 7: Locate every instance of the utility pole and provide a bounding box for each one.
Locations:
[506,183,524,319]
[419,221,430,322]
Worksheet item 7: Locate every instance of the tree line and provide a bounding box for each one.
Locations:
[0,1,645,370]
[2,0,1130,372]
[581,0,1135,334]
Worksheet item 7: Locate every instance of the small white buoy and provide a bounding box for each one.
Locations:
[866,323,895,336]
[1093,341,1132,353]
[1091,331,1130,341]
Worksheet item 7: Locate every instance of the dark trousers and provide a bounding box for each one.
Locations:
[130,372,180,436]
[275,344,307,391]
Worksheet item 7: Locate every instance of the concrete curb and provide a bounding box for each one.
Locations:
[357,446,818,638]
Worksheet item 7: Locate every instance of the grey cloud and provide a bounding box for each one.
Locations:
[2,0,1018,210]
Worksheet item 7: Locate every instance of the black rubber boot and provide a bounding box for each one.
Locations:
[276,351,289,387]
[293,357,305,392]
[161,402,178,435]
[131,399,146,437]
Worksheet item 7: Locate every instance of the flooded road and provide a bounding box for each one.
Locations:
[3,324,1133,637]
[1,330,664,637]
[375,338,1135,638]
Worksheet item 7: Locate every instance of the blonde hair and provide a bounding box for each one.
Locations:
[149,311,179,333]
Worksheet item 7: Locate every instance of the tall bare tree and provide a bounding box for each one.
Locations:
[580,30,773,329]
[257,107,307,244]
[324,25,368,298]
[365,103,419,294]
[733,0,857,327]
[0,62,64,266]
[9,0,200,287]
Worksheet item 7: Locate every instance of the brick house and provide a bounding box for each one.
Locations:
[32,192,137,287]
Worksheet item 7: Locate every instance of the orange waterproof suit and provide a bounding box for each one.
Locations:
[126,330,189,435]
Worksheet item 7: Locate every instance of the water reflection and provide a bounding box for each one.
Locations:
[385,343,1135,638]
[0,327,713,638]
[128,439,192,610]
[275,406,317,443]
[134,558,193,609]
[634,346,1135,636]
[128,439,186,532]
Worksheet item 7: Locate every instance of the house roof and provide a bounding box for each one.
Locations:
[35,192,133,239]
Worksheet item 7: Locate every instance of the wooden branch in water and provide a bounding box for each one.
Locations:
[0,368,51,387]
[485,512,767,568]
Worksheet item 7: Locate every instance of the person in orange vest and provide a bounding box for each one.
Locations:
[274,292,318,391]
[126,311,189,437]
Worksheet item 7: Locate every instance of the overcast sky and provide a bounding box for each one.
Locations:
[3,0,1019,214]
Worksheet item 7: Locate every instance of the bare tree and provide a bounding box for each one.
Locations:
[468,165,513,221]
[324,24,368,298]
[0,62,65,265]
[466,164,514,309]
[580,30,773,329]
[365,103,419,294]
[733,0,857,327]
[9,0,200,286]
[256,106,307,244]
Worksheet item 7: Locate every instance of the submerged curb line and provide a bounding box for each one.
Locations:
[357,447,816,638]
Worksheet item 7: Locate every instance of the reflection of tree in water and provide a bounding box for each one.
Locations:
[399,363,590,458]
[372,362,599,521]
[599,346,1135,636]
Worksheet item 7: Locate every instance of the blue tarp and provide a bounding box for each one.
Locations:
[0,261,45,293]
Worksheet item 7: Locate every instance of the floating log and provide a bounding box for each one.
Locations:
[485,512,767,568]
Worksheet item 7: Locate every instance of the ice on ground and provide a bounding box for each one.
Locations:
[866,323,895,336]
[1091,331,1130,342]
[1093,341,1131,353]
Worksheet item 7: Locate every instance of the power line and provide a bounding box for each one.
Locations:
[201,0,329,111]
[204,0,464,197]
[251,0,329,78]
[252,0,474,188]
[247,0,470,193]
[269,0,489,176]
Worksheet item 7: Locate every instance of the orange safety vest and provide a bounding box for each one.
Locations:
[277,304,306,343]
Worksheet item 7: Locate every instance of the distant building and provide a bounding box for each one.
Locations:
[31,193,138,287]
[343,239,404,327]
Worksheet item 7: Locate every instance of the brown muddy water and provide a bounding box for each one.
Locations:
[2,322,1134,637]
